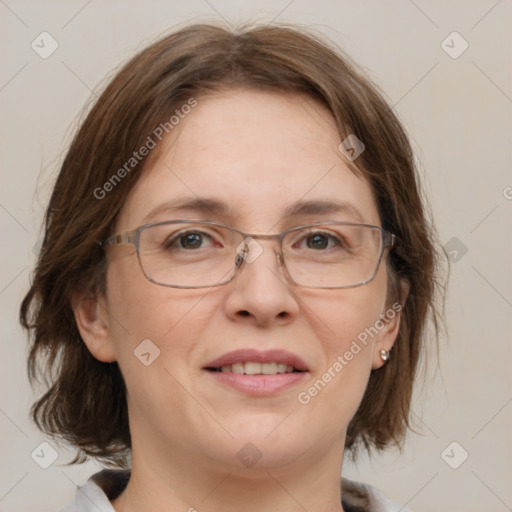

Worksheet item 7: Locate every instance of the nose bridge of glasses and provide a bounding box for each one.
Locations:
[235,232,283,266]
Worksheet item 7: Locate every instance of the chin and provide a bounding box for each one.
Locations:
[217,420,316,470]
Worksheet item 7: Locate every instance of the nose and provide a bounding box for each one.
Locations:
[223,237,299,327]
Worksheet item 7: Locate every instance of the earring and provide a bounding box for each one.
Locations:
[380,349,390,362]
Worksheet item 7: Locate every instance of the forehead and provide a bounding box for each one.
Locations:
[116,89,380,231]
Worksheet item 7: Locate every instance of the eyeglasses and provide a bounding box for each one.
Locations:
[100,220,396,289]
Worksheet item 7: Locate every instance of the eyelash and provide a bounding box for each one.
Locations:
[164,229,345,251]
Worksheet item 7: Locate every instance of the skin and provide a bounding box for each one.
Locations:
[74,89,403,512]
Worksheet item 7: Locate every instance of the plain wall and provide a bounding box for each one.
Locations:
[1,1,511,511]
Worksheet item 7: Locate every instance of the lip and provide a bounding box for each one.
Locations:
[203,349,309,372]
[206,371,309,397]
[203,349,310,397]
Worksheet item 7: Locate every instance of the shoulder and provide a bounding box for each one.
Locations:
[58,470,410,512]
[341,477,413,512]
[57,470,129,512]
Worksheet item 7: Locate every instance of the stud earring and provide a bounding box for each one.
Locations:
[380,349,390,362]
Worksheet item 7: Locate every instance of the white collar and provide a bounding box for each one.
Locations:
[58,469,411,512]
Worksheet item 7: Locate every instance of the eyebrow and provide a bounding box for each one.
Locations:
[142,197,365,224]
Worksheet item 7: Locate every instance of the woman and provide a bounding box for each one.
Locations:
[20,22,442,512]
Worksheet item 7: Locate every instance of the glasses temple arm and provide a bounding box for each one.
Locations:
[100,232,137,248]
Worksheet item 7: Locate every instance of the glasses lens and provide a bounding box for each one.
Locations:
[137,221,386,288]
[138,222,241,287]
[282,224,384,288]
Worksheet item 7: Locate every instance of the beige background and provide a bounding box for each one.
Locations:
[1,1,511,511]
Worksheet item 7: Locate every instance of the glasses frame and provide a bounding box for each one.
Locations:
[99,219,396,289]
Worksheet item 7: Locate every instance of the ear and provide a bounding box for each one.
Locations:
[72,291,117,363]
[372,280,409,369]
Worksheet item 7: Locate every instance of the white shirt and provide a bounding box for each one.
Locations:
[58,470,412,512]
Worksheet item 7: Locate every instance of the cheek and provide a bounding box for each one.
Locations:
[296,276,387,414]
[310,294,379,388]
[304,272,387,354]
[103,253,202,366]
[102,256,213,415]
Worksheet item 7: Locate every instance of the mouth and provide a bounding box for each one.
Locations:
[203,349,309,397]
[205,362,304,375]
[203,348,309,373]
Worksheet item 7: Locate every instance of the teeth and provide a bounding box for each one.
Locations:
[218,361,298,375]
[232,363,244,374]
[244,362,261,375]
[262,362,277,375]
[277,363,288,374]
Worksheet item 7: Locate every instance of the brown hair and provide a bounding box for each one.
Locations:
[20,22,444,466]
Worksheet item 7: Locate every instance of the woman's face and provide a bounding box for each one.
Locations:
[77,89,400,474]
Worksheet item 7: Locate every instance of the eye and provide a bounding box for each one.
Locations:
[295,231,343,250]
[165,229,216,250]
[305,233,333,249]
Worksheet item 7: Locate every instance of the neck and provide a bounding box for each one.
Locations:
[111,438,347,512]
